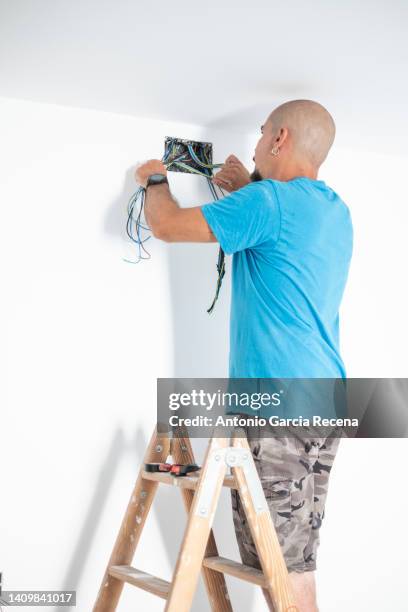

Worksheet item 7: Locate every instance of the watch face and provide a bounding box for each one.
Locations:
[148,173,167,184]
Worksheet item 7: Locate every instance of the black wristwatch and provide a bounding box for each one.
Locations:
[145,173,169,189]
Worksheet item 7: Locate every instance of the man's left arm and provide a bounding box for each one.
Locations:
[135,159,217,243]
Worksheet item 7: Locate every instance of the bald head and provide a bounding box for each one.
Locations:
[268,99,336,169]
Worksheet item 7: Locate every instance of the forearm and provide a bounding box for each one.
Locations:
[144,184,179,239]
[135,158,216,243]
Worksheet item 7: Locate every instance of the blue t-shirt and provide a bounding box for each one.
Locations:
[201,177,353,380]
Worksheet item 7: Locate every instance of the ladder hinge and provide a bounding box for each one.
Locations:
[195,447,268,518]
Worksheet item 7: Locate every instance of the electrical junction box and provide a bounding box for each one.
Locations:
[164,137,214,176]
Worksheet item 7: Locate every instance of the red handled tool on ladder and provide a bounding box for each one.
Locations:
[145,462,200,477]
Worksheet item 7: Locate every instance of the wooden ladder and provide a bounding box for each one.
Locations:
[93,426,297,612]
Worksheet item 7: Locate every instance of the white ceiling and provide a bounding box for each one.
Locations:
[1,0,407,153]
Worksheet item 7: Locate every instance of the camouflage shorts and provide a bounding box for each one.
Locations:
[231,416,340,573]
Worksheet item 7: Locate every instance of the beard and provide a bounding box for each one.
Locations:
[250,168,263,182]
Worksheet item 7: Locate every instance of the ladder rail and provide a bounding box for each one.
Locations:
[171,432,233,612]
[93,428,170,612]
[164,435,231,612]
[231,431,296,612]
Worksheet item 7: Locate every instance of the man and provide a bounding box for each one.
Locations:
[135,99,353,611]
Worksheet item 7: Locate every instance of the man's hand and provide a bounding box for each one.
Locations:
[135,159,167,188]
[212,154,251,192]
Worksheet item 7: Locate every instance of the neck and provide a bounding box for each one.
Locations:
[265,163,318,182]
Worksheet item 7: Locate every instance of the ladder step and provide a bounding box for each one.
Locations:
[203,556,267,587]
[142,469,237,489]
[108,565,170,599]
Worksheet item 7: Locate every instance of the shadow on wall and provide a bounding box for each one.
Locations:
[103,165,136,240]
[56,429,127,611]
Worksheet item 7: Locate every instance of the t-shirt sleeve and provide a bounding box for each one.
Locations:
[200,180,280,255]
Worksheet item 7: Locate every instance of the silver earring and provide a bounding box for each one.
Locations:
[271,147,279,156]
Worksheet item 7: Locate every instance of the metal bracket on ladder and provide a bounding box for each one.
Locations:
[195,447,268,518]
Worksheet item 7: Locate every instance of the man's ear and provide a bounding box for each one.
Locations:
[275,127,288,146]
[269,127,289,156]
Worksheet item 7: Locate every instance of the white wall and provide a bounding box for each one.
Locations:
[0,96,238,612]
[1,97,407,611]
